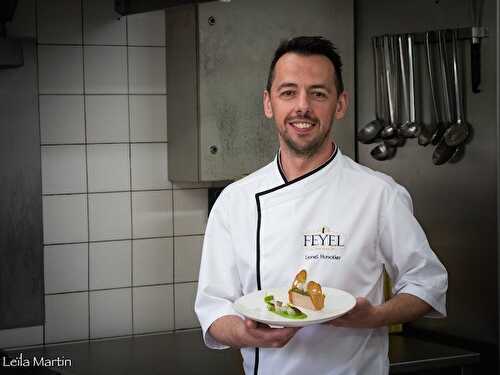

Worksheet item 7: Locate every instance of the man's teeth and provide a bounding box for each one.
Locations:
[292,122,314,129]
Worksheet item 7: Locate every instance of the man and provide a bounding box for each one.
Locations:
[195,36,447,375]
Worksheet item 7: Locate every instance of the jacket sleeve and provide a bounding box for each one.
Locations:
[194,189,242,349]
[378,185,448,318]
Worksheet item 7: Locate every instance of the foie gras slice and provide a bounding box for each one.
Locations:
[288,270,325,311]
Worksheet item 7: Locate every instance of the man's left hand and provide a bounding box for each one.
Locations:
[327,297,384,329]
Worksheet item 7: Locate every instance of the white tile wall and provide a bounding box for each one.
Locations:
[133,238,173,286]
[90,289,132,338]
[131,143,170,190]
[87,144,130,192]
[88,192,131,241]
[40,95,85,144]
[41,145,87,194]
[129,95,167,142]
[85,95,129,143]
[45,293,89,343]
[127,10,166,46]
[37,0,82,44]
[173,189,208,235]
[174,282,199,329]
[3,1,216,349]
[84,46,128,94]
[44,244,88,294]
[38,45,83,94]
[174,236,203,282]
[128,47,166,94]
[132,190,173,238]
[133,285,174,334]
[90,241,131,290]
[43,195,88,244]
[83,0,126,45]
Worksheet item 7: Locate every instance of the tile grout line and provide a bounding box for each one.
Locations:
[43,280,198,297]
[125,13,135,337]
[80,0,91,343]
[34,0,46,347]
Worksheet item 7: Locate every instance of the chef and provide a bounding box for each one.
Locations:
[195,36,448,375]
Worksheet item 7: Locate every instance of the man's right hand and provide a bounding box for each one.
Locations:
[209,315,300,348]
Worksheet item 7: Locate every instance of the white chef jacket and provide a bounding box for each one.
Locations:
[195,146,448,375]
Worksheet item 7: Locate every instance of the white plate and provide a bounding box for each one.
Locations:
[233,287,356,327]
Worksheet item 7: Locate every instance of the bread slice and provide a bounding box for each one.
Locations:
[288,271,325,311]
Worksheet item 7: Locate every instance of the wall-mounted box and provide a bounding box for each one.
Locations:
[166,0,354,182]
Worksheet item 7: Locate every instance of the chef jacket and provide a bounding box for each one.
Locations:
[195,146,448,375]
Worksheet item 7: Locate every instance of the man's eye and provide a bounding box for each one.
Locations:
[280,90,295,97]
[312,91,327,99]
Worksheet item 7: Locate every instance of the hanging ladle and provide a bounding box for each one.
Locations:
[432,29,453,145]
[379,36,397,140]
[418,31,440,146]
[443,30,471,146]
[371,36,397,160]
[399,34,421,138]
[358,37,384,144]
[433,30,461,165]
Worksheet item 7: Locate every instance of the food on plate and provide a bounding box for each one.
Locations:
[288,269,325,310]
[264,294,307,319]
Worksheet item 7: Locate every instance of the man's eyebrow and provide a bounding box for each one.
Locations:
[276,82,297,90]
[310,84,332,92]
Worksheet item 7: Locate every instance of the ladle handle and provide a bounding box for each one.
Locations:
[372,37,381,120]
[426,31,440,122]
[383,36,395,126]
[438,30,453,123]
[452,30,464,123]
[408,34,416,123]
[398,35,410,123]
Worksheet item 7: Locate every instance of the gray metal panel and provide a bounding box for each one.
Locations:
[166,5,200,181]
[0,40,44,329]
[356,0,497,343]
[197,0,354,181]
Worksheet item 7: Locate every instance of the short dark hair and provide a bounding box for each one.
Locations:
[266,36,344,94]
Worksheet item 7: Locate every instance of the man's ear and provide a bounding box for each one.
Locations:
[263,90,273,119]
[334,91,349,120]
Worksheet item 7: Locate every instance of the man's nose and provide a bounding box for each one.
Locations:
[295,91,311,114]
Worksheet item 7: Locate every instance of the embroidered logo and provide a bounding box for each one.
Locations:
[303,226,345,251]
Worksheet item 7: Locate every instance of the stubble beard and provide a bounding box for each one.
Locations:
[280,122,332,158]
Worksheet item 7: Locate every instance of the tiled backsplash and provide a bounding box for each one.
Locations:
[0,0,207,349]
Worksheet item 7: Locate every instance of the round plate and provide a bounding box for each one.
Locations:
[233,287,356,327]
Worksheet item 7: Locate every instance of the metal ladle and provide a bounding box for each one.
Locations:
[432,30,461,165]
[399,34,421,138]
[432,29,453,145]
[443,30,471,146]
[418,31,439,146]
[357,37,384,144]
[379,36,397,140]
[371,36,397,160]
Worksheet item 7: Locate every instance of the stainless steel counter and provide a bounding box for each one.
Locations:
[4,331,479,374]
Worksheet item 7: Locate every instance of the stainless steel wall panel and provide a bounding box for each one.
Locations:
[356,0,498,344]
[167,0,354,181]
[166,5,200,181]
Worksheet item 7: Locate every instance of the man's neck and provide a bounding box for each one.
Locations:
[279,142,335,182]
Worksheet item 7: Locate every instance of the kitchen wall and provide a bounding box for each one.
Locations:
[356,0,498,347]
[0,0,209,348]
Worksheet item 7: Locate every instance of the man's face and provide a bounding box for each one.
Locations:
[263,53,348,157]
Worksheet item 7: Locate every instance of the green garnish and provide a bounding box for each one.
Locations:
[264,294,307,320]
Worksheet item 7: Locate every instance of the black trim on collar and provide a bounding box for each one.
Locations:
[276,144,338,185]
[253,144,338,375]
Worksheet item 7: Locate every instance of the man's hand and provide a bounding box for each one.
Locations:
[328,293,432,329]
[328,297,384,328]
[209,315,300,348]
